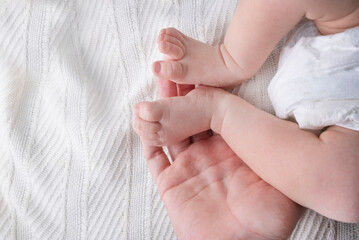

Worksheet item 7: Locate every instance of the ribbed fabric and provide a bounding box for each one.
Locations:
[0,1,357,239]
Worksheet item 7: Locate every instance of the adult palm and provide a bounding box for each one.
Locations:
[139,79,303,240]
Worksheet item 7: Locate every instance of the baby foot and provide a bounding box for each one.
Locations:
[153,28,244,88]
[133,88,216,146]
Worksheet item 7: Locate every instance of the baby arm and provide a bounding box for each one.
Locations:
[153,0,306,87]
[212,91,359,223]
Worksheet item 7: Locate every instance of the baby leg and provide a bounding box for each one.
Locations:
[153,28,244,88]
[133,87,221,146]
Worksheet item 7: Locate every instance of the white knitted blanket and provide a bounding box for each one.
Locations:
[0,0,358,239]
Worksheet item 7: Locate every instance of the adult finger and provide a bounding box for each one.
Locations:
[157,78,191,158]
[158,78,195,98]
[142,139,171,182]
[158,77,178,98]
[177,83,194,96]
[168,82,194,158]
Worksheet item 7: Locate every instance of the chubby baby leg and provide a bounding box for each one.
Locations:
[133,87,224,146]
[153,28,244,88]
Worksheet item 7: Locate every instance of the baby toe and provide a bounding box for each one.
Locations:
[133,117,162,135]
[134,101,164,122]
[158,41,184,60]
[152,60,186,81]
[162,27,185,43]
[158,32,183,47]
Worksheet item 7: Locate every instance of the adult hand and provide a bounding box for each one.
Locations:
[139,79,303,240]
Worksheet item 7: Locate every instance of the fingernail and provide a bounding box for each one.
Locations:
[154,62,161,74]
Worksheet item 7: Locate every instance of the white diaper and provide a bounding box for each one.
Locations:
[268,20,359,131]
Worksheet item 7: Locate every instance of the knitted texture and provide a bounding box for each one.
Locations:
[0,0,357,239]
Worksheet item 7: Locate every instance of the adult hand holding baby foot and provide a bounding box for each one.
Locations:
[133,79,303,240]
